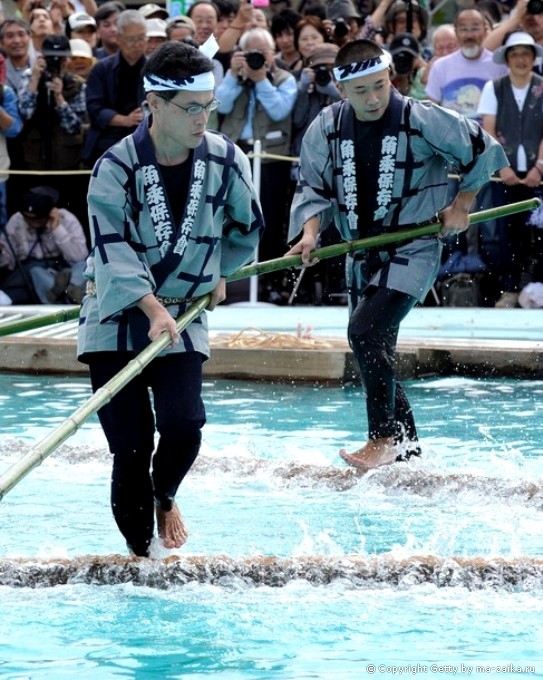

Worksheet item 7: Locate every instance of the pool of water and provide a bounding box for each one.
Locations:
[0,374,542,679]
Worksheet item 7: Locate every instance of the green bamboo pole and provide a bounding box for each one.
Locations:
[0,198,538,338]
[0,295,210,501]
[0,307,79,337]
[0,196,539,500]
[228,198,541,281]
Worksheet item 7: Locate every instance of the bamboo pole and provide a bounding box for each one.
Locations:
[0,308,79,337]
[0,198,538,337]
[228,198,541,282]
[0,295,210,501]
[0,196,539,500]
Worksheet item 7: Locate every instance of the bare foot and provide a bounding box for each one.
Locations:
[339,437,398,471]
[155,502,188,550]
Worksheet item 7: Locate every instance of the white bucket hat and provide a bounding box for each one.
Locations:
[493,31,543,63]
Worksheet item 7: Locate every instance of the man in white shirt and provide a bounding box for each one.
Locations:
[425,8,507,122]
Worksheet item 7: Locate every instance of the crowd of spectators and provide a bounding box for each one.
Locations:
[0,0,543,307]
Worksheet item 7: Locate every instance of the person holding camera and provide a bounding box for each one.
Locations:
[325,0,363,47]
[293,15,328,67]
[216,26,297,303]
[0,185,88,305]
[17,33,87,169]
[290,42,344,304]
[483,0,543,56]
[16,33,88,227]
[388,31,427,98]
[292,43,341,166]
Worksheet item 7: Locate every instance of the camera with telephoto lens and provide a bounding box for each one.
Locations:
[312,65,332,87]
[527,0,543,13]
[44,54,62,80]
[392,50,415,75]
[333,17,349,39]
[244,49,266,70]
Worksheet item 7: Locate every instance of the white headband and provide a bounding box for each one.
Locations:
[143,70,215,92]
[143,35,218,92]
[332,53,391,82]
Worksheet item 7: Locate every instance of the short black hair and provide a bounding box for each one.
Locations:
[95,1,126,24]
[142,41,214,100]
[335,38,384,68]
[0,18,31,39]
[270,9,302,37]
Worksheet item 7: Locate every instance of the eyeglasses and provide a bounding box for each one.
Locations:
[120,34,147,45]
[158,95,220,117]
[456,26,484,34]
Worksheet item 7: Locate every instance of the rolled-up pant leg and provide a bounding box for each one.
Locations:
[348,286,418,442]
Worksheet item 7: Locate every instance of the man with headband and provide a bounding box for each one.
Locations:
[77,40,264,558]
[287,39,507,472]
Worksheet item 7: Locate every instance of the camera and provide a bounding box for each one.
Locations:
[333,17,349,39]
[392,50,415,75]
[44,54,62,79]
[313,65,332,87]
[528,0,543,13]
[244,50,266,70]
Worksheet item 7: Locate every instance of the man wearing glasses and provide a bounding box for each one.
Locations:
[83,9,147,166]
[77,40,264,558]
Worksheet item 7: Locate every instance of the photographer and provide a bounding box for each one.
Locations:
[18,34,87,171]
[325,0,363,47]
[292,43,341,165]
[0,186,88,305]
[484,0,543,61]
[17,33,88,230]
[216,27,297,302]
[388,32,427,98]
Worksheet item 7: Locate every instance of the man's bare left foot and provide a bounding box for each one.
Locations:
[339,437,398,471]
[155,502,188,549]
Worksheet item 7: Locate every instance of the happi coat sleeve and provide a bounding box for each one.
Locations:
[77,121,264,360]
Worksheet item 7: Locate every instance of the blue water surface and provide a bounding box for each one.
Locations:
[0,374,542,679]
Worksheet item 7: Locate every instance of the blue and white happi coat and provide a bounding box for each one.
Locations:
[289,89,508,302]
[78,120,264,359]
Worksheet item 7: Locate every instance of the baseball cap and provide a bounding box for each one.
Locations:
[21,186,59,220]
[41,34,72,57]
[139,3,169,20]
[146,17,167,38]
[68,12,97,32]
[389,32,420,57]
[69,38,94,59]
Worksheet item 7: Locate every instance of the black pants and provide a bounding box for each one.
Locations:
[87,351,206,557]
[348,286,419,446]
